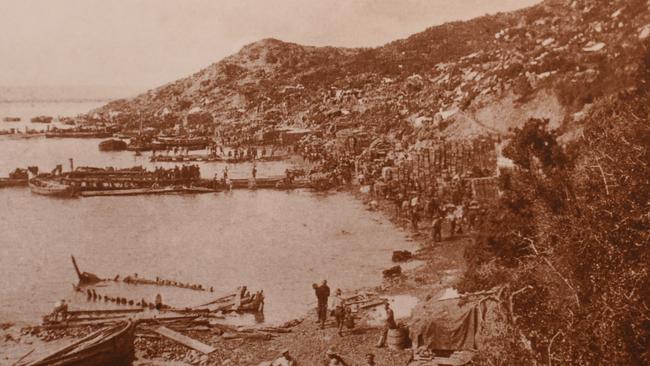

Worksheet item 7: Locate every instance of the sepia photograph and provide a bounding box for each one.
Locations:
[0,0,648,365]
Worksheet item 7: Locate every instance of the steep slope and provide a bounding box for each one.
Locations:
[91,0,650,139]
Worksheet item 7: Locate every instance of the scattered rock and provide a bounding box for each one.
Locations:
[639,24,650,40]
[392,250,413,263]
[583,42,606,52]
[383,266,402,278]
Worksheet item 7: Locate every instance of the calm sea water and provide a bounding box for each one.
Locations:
[0,102,415,326]
[0,100,106,133]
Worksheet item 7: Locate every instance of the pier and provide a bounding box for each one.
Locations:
[150,153,289,163]
[205,176,313,190]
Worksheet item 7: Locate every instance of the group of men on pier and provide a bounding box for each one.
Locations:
[152,164,201,181]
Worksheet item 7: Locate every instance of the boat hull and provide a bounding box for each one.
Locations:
[28,321,135,366]
[29,180,77,197]
[98,139,128,151]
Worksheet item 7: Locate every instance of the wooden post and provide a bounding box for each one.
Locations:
[71,255,82,280]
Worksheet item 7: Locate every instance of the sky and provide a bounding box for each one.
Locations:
[0,0,540,94]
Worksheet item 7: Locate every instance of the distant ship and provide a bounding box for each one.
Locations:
[30,115,53,123]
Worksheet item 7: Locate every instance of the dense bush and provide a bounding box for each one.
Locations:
[459,47,650,364]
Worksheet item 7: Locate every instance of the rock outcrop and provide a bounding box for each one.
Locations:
[89,0,650,140]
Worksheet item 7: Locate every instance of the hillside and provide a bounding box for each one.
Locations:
[90,0,650,140]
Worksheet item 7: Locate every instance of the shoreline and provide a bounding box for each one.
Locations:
[0,184,470,366]
[125,185,472,365]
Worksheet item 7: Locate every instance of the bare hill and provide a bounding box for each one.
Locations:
[90,0,650,139]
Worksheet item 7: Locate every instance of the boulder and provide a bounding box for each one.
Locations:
[383,265,402,278]
[392,250,413,262]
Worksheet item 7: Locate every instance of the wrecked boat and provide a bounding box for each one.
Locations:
[24,321,135,366]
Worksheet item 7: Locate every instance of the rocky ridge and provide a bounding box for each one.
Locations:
[91,0,650,141]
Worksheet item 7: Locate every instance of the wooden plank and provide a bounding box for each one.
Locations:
[193,293,236,308]
[11,348,34,366]
[39,320,120,330]
[430,357,468,365]
[140,315,199,323]
[153,326,216,354]
[60,314,127,322]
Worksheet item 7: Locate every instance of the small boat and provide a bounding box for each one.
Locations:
[98,139,127,151]
[29,176,77,197]
[23,321,135,366]
[58,116,76,125]
[2,116,20,122]
[30,116,53,123]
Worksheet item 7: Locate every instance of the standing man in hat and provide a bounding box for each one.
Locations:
[376,302,398,348]
[315,280,330,329]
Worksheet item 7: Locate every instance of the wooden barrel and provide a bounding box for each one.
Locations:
[387,327,408,350]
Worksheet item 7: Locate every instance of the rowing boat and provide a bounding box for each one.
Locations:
[29,177,77,197]
[23,321,135,366]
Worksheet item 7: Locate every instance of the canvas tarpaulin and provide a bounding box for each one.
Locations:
[409,296,497,351]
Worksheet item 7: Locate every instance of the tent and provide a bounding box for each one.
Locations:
[409,293,499,351]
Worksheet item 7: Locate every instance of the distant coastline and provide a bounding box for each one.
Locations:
[0,85,142,104]
[0,98,114,103]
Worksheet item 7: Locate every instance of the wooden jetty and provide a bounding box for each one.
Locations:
[45,131,113,139]
[219,176,312,190]
[151,154,223,163]
[5,132,46,139]
[0,168,28,188]
[79,186,216,197]
[0,177,28,187]
[150,154,289,163]
[127,137,212,152]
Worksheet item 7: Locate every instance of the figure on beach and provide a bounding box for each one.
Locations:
[324,349,348,366]
[376,302,397,348]
[314,280,330,329]
[51,299,68,321]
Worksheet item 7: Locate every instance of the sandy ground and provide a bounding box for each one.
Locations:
[0,188,471,366]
